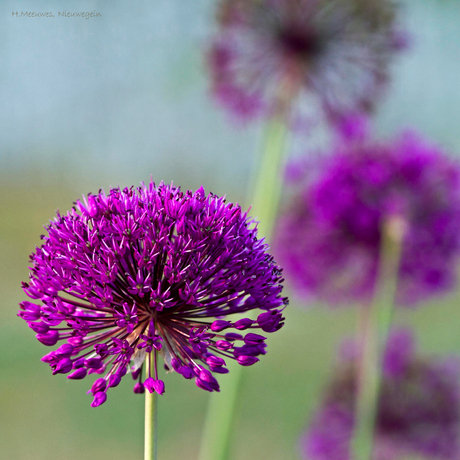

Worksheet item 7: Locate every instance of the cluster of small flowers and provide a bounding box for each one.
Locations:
[303,330,460,460]
[19,182,286,406]
[275,131,460,307]
[209,0,404,124]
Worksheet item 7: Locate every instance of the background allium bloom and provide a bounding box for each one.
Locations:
[19,182,286,406]
[275,131,460,306]
[208,0,403,122]
[302,330,460,460]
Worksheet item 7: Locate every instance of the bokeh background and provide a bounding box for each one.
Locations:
[1,0,460,459]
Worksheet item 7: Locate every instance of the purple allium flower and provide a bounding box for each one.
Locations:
[302,330,460,460]
[19,182,286,406]
[275,131,460,306]
[208,0,403,124]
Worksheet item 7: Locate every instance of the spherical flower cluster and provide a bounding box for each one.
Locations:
[303,330,460,460]
[19,182,286,407]
[275,131,460,306]
[208,0,403,123]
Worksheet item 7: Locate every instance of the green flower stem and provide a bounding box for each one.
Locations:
[197,360,243,460]
[250,116,289,239]
[352,217,406,460]
[145,352,158,460]
[197,116,288,460]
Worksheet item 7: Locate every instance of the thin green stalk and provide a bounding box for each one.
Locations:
[197,116,288,460]
[197,360,243,460]
[145,353,158,460]
[250,116,289,239]
[352,217,406,460]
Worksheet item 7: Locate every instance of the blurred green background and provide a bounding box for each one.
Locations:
[1,0,460,459]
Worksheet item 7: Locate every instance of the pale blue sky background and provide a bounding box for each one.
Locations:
[1,0,460,198]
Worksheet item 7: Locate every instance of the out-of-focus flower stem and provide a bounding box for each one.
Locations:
[198,102,289,460]
[197,360,243,460]
[145,352,158,460]
[352,217,406,460]
[250,117,289,237]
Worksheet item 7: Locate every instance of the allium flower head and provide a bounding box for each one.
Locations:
[209,0,403,123]
[275,131,460,306]
[19,182,286,407]
[303,330,460,460]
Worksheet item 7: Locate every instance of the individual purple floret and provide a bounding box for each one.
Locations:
[302,330,460,460]
[208,0,404,124]
[275,131,460,306]
[19,182,286,406]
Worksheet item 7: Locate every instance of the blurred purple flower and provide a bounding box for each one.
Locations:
[208,0,404,124]
[275,131,460,306]
[303,330,460,460]
[19,182,286,407]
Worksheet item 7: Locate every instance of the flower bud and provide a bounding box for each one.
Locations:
[179,366,193,379]
[108,374,122,388]
[216,340,232,351]
[28,321,49,334]
[234,318,253,330]
[210,320,232,332]
[153,379,165,395]
[237,355,259,366]
[85,358,103,369]
[55,343,74,358]
[244,333,266,345]
[206,355,226,367]
[133,382,145,394]
[53,358,73,375]
[90,378,106,395]
[36,330,59,346]
[67,368,87,380]
[91,391,107,407]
